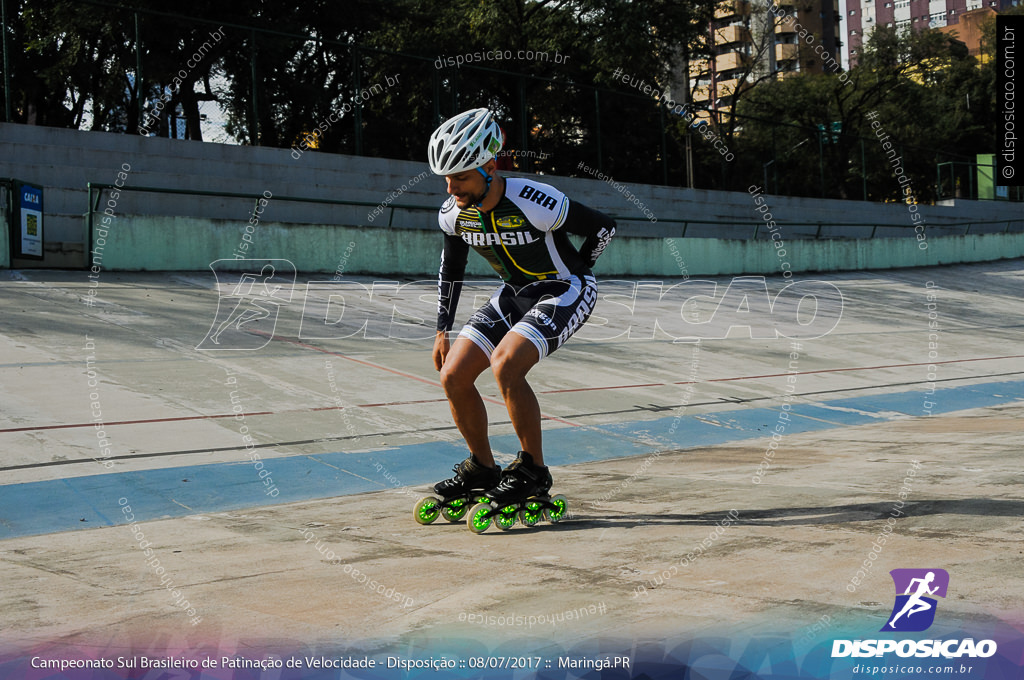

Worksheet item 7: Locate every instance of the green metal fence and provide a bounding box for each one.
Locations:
[86,182,1024,255]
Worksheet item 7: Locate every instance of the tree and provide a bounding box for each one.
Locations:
[363,0,716,181]
[12,0,137,129]
[7,0,234,138]
[736,24,989,200]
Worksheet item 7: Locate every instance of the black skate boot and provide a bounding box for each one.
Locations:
[434,456,502,498]
[414,456,501,525]
[484,451,550,505]
[466,452,568,533]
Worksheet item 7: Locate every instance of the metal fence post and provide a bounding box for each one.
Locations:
[86,184,94,260]
[353,46,362,156]
[134,11,144,127]
[454,68,460,112]
[249,29,259,145]
[431,68,440,124]
[519,75,528,155]
[2,0,12,122]
[861,138,867,201]
[818,128,825,197]
[771,123,778,193]
[659,102,668,185]
[594,88,602,173]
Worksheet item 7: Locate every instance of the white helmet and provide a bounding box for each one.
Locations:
[427,108,504,176]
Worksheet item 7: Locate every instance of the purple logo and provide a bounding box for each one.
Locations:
[881,569,949,632]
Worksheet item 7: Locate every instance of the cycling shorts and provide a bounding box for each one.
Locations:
[458,274,598,360]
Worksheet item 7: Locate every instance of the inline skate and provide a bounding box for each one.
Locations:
[466,451,568,533]
[414,455,502,524]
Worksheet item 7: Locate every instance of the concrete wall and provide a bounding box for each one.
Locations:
[2,122,1022,272]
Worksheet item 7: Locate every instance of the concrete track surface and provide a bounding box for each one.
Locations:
[0,260,1022,680]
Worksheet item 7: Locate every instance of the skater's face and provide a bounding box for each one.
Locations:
[445,162,494,210]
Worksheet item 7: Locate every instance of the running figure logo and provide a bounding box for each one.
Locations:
[881,568,950,632]
[197,259,296,350]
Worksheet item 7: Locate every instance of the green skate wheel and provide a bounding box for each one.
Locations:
[546,495,568,524]
[495,507,517,531]
[519,500,543,527]
[414,496,442,525]
[441,498,469,522]
[468,503,493,534]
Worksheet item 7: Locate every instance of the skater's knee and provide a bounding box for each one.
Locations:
[440,362,475,395]
[490,352,524,389]
[491,346,534,387]
[439,364,459,393]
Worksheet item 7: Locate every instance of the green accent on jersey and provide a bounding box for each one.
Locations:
[474,208,507,279]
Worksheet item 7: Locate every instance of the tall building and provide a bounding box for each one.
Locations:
[689,0,843,113]
[937,6,996,61]
[843,0,1018,66]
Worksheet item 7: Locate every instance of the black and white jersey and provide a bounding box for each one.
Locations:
[436,177,615,332]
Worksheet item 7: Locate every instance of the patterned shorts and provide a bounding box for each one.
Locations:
[458,274,598,360]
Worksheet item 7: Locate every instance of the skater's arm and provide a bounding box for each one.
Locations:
[435,233,469,370]
[433,331,451,371]
[561,200,616,268]
[437,232,469,332]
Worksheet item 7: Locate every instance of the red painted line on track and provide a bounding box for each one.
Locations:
[255,331,583,428]
[0,401,450,434]
[1,411,275,434]
[254,331,443,388]
[4,354,1020,434]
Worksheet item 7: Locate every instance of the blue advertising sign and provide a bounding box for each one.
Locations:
[16,182,43,259]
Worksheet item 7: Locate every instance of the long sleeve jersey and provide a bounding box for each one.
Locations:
[436,177,616,332]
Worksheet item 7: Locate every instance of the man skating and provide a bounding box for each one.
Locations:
[425,107,616,514]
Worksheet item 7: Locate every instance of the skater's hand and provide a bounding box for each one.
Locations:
[432,331,450,371]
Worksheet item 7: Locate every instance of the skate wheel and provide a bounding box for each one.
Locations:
[467,503,493,534]
[495,507,517,531]
[414,496,442,525]
[520,500,543,527]
[546,495,568,523]
[441,498,469,522]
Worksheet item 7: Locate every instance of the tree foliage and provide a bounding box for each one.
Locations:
[736,25,996,200]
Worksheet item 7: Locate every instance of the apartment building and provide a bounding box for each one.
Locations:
[844,0,1018,66]
[689,0,843,112]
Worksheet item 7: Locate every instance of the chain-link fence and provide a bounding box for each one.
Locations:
[2,1,1017,203]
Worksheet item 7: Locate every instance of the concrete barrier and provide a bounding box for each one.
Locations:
[3,122,1022,274]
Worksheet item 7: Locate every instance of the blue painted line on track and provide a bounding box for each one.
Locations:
[1,380,1021,540]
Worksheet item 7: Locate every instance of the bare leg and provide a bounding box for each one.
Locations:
[491,333,544,466]
[439,338,496,467]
